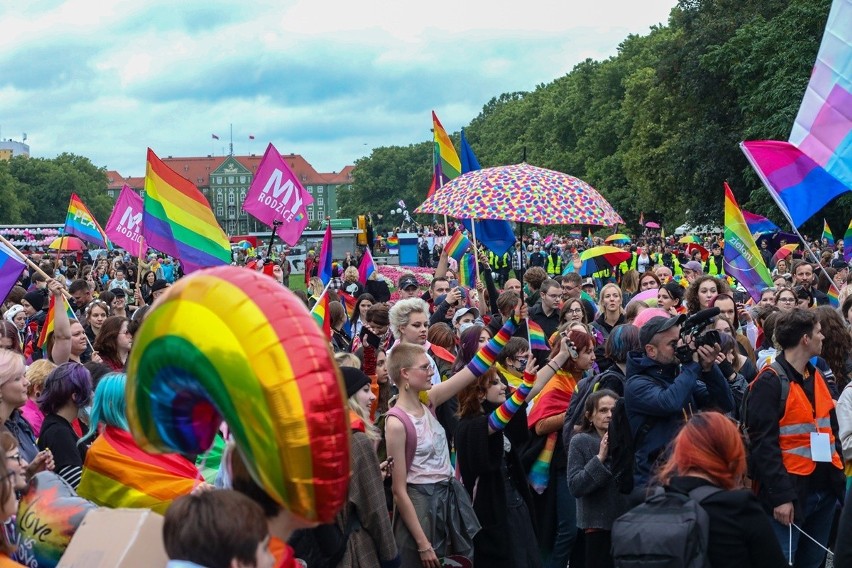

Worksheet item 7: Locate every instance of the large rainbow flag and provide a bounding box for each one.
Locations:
[723,183,774,302]
[64,193,108,247]
[142,149,231,273]
[740,0,852,228]
[428,111,462,197]
[77,426,201,514]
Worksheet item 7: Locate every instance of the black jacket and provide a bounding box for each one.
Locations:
[667,477,786,568]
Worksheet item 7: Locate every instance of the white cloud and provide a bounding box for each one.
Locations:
[0,0,676,178]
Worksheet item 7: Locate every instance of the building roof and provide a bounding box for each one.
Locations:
[107,154,353,191]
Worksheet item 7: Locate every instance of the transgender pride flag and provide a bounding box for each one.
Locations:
[741,0,852,228]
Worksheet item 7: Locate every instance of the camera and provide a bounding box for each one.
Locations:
[675,308,722,365]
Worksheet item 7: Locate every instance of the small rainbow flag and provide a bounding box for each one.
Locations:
[828,282,840,308]
[386,235,399,252]
[458,252,476,287]
[844,219,852,263]
[142,149,230,273]
[37,295,76,350]
[338,290,358,320]
[77,426,201,514]
[569,230,582,239]
[64,193,108,247]
[527,320,549,351]
[445,230,471,262]
[357,248,377,284]
[823,219,835,245]
[310,288,332,338]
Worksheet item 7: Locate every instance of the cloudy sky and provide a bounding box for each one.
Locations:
[1,0,676,178]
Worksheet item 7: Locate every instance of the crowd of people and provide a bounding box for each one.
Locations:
[1,228,852,567]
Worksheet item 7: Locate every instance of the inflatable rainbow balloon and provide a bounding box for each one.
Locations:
[126,266,349,523]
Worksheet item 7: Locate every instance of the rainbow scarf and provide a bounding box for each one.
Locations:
[526,369,578,493]
[77,426,201,514]
[528,432,557,494]
[142,148,230,273]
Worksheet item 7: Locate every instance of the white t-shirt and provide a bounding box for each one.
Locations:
[404,404,453,484]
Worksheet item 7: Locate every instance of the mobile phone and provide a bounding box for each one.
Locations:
[449,279,459,289]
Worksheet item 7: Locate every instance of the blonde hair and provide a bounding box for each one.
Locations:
[598,283,624,314]
[387,343,425,387]
[308,277,325,297]
[25,359,56,397]
[334,352,361,369]
[343,266,359,283]
[0,350,24,386]
[388,298,429,339]
[348,399,380,441]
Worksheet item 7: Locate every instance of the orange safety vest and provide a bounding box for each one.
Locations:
[775,365,842,475]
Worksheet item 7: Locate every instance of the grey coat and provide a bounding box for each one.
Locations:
[567,431,630,530]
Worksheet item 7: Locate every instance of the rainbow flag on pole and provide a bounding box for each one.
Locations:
[445,230,471,262]
[527,320,549,351]
[77,426,201,515]
[310,288,332,338]
[458,252,476,287]
[823,219,835,245]
[64,193,108,247]
[142,148,230,273]
[723,183,774,302]
[428,111,462,197]
[37,295,76,350]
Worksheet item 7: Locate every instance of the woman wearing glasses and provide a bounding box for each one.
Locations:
[93,317,132,372]
[560,299,587,327]
[385,301,524,567]
[774,287,797,312]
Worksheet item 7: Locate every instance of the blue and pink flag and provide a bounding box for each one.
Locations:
[724,183,774,302]
[318,221,333,285]
[0,242,26,304]
[357,248,377,284]
[242,143,313,246]
[740,0,852,228]
[741,209,780,238]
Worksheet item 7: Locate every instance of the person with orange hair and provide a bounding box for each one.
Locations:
[657,412,785,567]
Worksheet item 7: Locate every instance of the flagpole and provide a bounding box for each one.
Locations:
[136,237,145,290]
[470,219,482,285]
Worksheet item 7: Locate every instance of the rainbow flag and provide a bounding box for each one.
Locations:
[428,111,462,196]
[318,222,333,285]
[569,230,582,239]
[310,288,332,338]
[37,295,76,350]
[844,219,852,263]
[445,230,471,262]
[458,252,476,287]
[0,242,26,305]
[357,248,377,284]
[338,290,357,320]
[723,183,774,302]
[828,282,841,308]
[740,0,852,228]
[386,235,399,252]
[527,320,548,351]
[823,219,835,245]
[742,209,781,238]
[64,193,108,247]
[77,426,201,515]
[142,148,230,273]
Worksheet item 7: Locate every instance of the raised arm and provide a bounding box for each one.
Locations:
[48,280,72,364]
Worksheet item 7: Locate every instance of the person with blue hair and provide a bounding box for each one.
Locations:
[76,373,203,513]
[36,362,93,489]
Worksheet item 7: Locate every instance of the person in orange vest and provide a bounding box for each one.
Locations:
[745,309,843,567]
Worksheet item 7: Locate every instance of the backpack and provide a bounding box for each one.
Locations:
[740,361,790,438]
[611,485,722,568]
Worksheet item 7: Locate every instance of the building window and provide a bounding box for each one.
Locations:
[308,209,314,221]
[240,190,246,200]
[240,176,246,184]
[228,176,234,184]
[216,176,222,184]
[318,197,324,206]
[217,192,223,203]
[318,186,324,193]
[216,206,224,217]
[228,193,235,206]
[307,186,313,193]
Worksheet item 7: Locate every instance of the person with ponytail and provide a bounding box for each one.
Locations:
[657,412,785,568]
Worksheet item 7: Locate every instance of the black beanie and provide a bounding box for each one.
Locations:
[23,290,45,312]
[341,367,370,399]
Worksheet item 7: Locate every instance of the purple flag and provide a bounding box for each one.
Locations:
[242,143,313,246]
[105,185,145,256]
[0,242,26,304]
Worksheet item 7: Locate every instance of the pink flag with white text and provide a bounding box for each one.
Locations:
[242,143,313,246]
[105,185,145,256]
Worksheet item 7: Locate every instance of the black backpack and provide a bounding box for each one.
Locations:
[607,396,659,495]
[563,367,624,450]
[611,485,722,568]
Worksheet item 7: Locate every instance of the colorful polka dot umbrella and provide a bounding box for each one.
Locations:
[414,163,623,226]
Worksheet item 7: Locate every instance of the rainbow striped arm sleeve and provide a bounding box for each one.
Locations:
[466,316,517,377]
[488,371,535,432]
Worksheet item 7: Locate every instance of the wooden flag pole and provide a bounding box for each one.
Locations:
[136,237,146,289]
[470,220,482,285]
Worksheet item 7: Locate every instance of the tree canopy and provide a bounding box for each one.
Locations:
[341,0,839,237]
